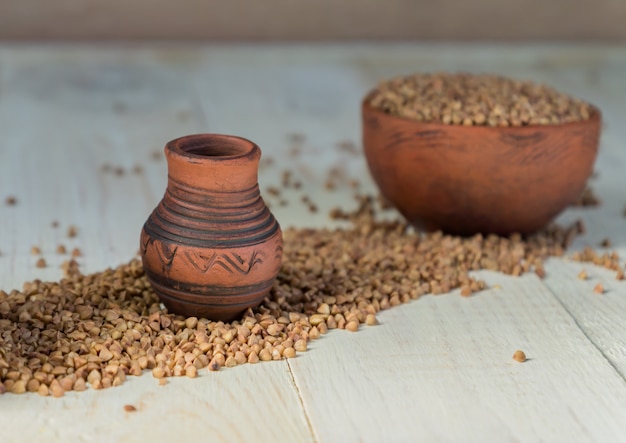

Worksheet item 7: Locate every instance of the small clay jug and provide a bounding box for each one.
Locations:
[140,134,283,321]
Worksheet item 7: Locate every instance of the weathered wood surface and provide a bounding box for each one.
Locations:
[1,44,626,443]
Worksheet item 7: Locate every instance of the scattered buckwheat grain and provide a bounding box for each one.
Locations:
[0,192,592,397]
[288,146,301,158]
[208,360,221,371]
[37,384,49,396]
[593,283,604,294]
[35,258,47,268]
[283,347,296,358]
[571,186,601,207]
[572,247,623,278]
[266,187,281,197]
[460,285,472,297]
[336,140,359,155]
[365,314,379,326]
[67,225,78,238]
[10,380,26,394]
[512,350,527,362]
[186,366,198,378]
[287,133,305,145]
[345,321,359,332]
[50,379,65,397]
[535,265,546,279]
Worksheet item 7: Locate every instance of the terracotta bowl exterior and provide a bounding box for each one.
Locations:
[140,134,283,321]
[362,97,602,236]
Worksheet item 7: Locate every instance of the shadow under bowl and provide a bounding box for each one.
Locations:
[361,97,602,236]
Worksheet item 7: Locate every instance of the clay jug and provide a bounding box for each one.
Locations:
[140,134,283,321]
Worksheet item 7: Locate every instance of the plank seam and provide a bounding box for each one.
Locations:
[541,263,626,385]
[286,359,320,443]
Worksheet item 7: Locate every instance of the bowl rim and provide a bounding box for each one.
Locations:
[361,90,602,130]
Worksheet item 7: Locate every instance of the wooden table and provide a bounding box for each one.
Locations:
[1,43,626,443]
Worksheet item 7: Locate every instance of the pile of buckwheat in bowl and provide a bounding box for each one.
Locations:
[367,72,594,126]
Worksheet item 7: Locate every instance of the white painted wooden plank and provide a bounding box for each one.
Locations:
[288,272,626,443]
[2,43,626,443]
[543,259,626,377]
[1,361,314,443]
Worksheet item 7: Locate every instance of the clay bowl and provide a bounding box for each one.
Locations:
[362,95,602,236]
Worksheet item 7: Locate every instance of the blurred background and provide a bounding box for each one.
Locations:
[1,0,625,266]
[0,0,625,42]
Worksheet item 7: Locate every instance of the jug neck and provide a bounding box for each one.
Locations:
[164,134,260,192]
